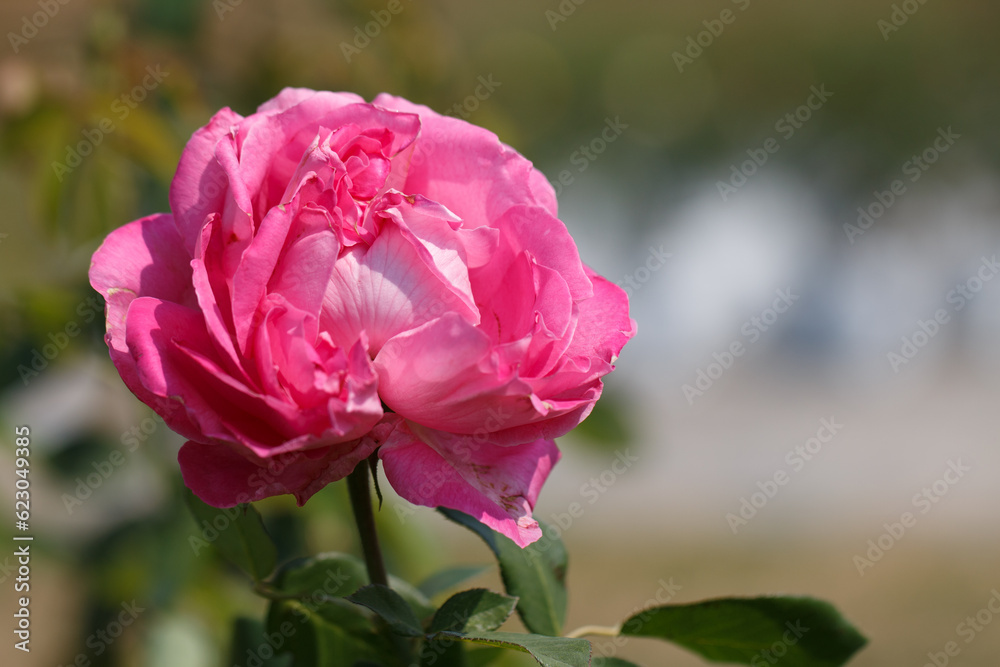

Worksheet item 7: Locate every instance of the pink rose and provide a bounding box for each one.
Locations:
[90,88,635,546]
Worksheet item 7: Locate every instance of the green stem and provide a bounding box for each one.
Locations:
[564,624,622,639]
[348,461,413,663]
[347,459,389,588]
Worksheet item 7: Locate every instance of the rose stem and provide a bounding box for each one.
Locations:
[346,459,389,587]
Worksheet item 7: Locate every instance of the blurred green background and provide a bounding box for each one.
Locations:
[2,0,1000,665]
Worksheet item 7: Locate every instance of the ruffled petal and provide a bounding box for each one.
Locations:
[125,297,381,456]
[372,93,556,229]
[178,435,378,507]
[169,107,244,254]
[88,214,201,439]
[563,267,637,365]
[471,204,593,307]
[256,88,364,116]
[230,190,340,353]
[320,197,486,353]
[240,98,420,216]
[379,421,560,547]
[374,314,543,438]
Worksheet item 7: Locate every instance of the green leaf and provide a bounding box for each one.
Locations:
[267,599,393,667]
[415,639,515,667]
[438,631,591,667]
[620,596,867,666]
[439,509,567,637]
[389,574,437,621]
[419,635,469,667]
[430,589,519,633]
[347,584,425,636]
[465,647,506,666]
[592,659,641,667]
[272,552,369,599]
[419,565,491,599]
[185,491,276,582]
[227,617,293,667]
[309,598,376,635]
[272,551,433,625]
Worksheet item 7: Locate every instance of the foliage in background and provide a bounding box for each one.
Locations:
[2,0,995,663]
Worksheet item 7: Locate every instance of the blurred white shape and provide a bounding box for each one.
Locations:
[0,357,131,451]
[543,167,1000,540]
[0,355,172,539]
[146,614,217,667]
[631,174,826,383]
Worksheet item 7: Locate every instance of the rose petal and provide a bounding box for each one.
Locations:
[564,267,637,365]
[320,203,483,353]
[372,93,555,229]
[379,421,560,547]
[170,107,244,254]
[230,190,340,352]
[256,88,363,116]
[125,297,381,455]
[178,435,378,507]
[89,213,201,439]
[471,204,593,306]
[240,99,421,216]
[375,314,541,437]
